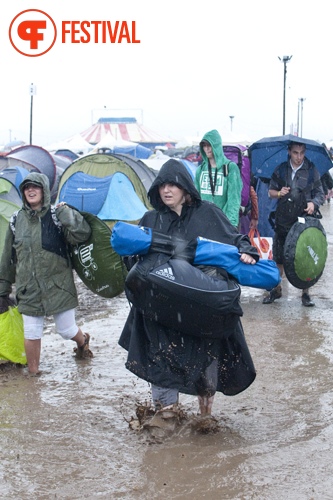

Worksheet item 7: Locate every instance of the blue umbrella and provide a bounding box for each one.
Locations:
[249,134,332,179]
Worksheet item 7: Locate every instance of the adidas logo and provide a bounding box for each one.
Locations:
[155,266,175,281]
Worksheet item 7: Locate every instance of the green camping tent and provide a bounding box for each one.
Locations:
[0,178,21,258]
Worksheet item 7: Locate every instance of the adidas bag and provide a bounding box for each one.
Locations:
[283,217,327,289]
[125,253,243,339]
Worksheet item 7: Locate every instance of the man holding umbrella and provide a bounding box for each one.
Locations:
[262,141,325,307]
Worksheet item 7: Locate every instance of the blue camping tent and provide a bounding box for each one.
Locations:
[56,153,156,226]
[0,166,30,193]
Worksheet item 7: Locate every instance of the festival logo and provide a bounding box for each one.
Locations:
[9,9,140,57]
[9,9,57,57]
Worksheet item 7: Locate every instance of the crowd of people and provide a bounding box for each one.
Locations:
[0,131,331,429]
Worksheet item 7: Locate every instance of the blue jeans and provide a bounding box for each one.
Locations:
[151,386,179,409]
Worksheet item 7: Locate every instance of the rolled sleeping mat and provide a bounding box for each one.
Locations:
[111,221,281,290]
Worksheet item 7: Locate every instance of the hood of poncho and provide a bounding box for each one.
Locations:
[148,159,201,209]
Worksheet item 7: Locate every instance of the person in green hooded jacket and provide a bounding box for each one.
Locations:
[0,172,93,375]
[195,129,243,227]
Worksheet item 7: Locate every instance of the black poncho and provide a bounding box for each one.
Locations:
[119,159,257,396]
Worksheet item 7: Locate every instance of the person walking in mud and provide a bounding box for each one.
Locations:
[0,172,93,375]
[118,159,258,423]
[262,141,324,307]
[195,129,243,227]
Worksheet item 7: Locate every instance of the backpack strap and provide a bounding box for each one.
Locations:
[10,207,63,235]
[50,205,63,230]
[223,160,231,177]
[272,161,320,194]
[271,162,288,190]
[9,210,20,235]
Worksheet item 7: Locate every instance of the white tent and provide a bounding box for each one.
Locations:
[45,134,93,155]
[90,131,136,152]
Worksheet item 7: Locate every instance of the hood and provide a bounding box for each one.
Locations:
[148,159,201,209]
[19,172,51,209]
[199,129,229,168]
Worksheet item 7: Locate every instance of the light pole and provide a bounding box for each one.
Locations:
[298,97,306,137]
[229,115,234,132]
[29,83,36,145]
[278,55,292,135]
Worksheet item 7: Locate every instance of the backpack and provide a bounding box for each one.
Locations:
[223,145,251,212]
[269,162,321,236]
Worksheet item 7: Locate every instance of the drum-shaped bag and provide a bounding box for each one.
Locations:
[284,217,327,289]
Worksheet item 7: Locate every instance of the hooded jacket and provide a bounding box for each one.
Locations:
[119,159,257,397]
[0,172,91,316]
[195,129,242,226]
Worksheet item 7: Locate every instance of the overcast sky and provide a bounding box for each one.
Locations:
[1,0,332,147]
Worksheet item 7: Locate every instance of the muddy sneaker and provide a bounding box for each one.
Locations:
[142,404,187,433]
[135,402,155,426]
[128,402,156,431]
[74,333,93,359]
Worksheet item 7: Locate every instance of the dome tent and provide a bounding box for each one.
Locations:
[56,152,156,227]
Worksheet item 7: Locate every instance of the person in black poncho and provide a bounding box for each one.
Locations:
[119,159,259,417]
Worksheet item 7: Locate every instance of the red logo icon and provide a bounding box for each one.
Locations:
[9,9,57,57]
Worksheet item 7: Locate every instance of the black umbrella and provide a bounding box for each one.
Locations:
[249,134,332,179]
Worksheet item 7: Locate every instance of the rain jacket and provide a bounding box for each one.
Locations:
[0,172,91,316]
[195,129,243,226]
[269,157,325,210]
[119,159,257,397]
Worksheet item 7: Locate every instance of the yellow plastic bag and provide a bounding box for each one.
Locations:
[0,306,26,365]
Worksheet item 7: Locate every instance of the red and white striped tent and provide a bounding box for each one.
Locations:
[80,117,175,149]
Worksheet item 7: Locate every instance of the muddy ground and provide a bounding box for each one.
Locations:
[1,204,333,499]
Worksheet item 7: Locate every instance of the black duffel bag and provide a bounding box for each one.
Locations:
[125,253,243,339]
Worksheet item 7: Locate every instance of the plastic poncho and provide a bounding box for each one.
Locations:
[119,159,257,397]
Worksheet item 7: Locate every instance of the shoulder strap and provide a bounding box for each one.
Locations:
[50,205,63,230]
[223,160,231,177]
[271,162,288,190]
[9,210,20,235]
[272,162,320,193]
[10,207,63,236]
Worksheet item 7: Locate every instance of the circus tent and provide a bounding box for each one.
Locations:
[80,117,175,149]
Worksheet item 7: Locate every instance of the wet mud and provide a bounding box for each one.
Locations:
[1,204,333,499]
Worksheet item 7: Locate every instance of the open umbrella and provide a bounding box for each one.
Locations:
[249,134,333,179]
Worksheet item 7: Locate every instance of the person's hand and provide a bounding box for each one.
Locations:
[279,186,290,197]
[304,201,315,215]
[0,295,16,314]
[56,202,67,209]
[240,253,256,265]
